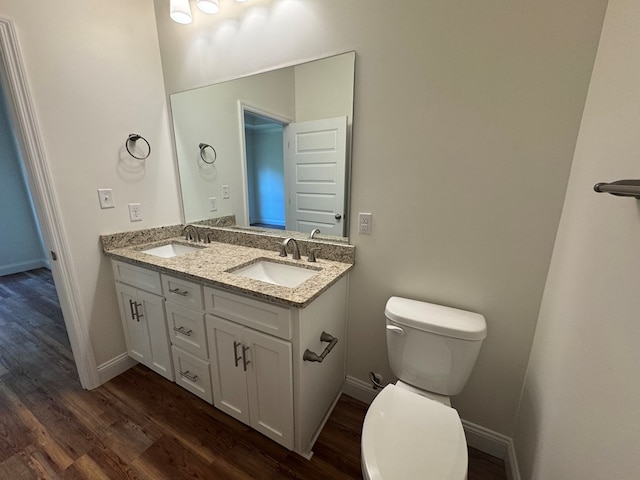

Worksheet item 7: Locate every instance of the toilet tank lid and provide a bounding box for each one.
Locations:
[385,297,487,341]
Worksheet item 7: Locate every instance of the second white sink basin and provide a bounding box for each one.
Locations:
[141,242,202,258]
[231,259,319,288]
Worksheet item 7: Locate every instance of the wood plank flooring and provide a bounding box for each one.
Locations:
[0,268,507,479]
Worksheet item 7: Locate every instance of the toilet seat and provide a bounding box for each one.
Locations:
[361,384,468,480]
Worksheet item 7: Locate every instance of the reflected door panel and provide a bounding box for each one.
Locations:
[284,116,347,236]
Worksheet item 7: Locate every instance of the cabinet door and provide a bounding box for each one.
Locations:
[139,290,173,381]
[115,282,151,364]
[244,327,294,450]
[207,315,250,425]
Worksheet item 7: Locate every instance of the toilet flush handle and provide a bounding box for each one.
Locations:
[386,325,405,336]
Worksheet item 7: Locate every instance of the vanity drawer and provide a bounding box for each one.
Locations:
[162,274,204,310]
[166,302,208,359]
[112,260,162,295]
[172,346,212,404]
[204,287,292,340]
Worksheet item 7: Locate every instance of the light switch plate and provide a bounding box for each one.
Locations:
[222,185,230,199]
[97,189,114,209]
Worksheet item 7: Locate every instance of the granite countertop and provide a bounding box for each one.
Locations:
[103,237,353,308]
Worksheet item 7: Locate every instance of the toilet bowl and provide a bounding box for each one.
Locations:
[361,297,486,479]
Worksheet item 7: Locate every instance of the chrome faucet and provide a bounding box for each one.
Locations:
[307,247,321,263]
[309,228,321,239]
[182,224,200,242]
[279,237,301,260]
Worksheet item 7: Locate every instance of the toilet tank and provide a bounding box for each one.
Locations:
[385,296,487,396]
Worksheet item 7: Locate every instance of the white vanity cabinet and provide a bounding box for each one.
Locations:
[112,261,173,381]
[111,257,349,458]
[207,314,294,449]
[204,275,348,456]
[162,274,213,403]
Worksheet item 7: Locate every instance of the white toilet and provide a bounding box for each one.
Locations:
[361,296,487,480]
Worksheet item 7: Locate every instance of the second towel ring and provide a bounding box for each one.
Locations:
[199,143,217,164]
[126,134,151,160]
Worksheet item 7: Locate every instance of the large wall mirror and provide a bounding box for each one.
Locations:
[170,51,355,241]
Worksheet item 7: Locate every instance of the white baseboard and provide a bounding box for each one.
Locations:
[342,375,521,480]
[97,352,136,385]
[342,374,381,404]
[0,258,49,277]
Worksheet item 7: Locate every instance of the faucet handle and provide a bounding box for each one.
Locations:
[278,243,288,257]
[308,247,321,262]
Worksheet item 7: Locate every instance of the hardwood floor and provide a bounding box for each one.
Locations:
[0,268,508,479]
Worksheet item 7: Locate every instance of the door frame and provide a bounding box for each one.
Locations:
[237,100,291,227]
[0,18,100,389]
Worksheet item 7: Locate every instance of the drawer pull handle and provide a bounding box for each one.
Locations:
[242,345,251,372]
[233,341,242,367]
[303,331,338,363]
[179,370,198,382]
[173,326,193,336]
[169,287,189,297]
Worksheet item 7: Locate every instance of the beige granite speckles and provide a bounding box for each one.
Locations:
[100,222,355,264]
[100,225,184,251]
[103,237,352,308]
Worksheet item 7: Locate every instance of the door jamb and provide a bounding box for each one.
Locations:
[0,17,100,389]
[237,100,291,227]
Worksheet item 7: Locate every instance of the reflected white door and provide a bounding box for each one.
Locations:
[284,116,348,236]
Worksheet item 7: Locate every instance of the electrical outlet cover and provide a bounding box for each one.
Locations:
[128,203,142,222]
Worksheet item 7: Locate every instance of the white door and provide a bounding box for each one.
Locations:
[244,327,294,450]
[207,315,250,425]
[284,116,348,236]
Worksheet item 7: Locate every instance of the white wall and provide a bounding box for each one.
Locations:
[0,79,47,275]
[0,0,181,366]
[154,0,607,436]
[513,0,640,477]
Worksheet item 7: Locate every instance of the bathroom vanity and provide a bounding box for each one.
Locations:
[103,227,353,458]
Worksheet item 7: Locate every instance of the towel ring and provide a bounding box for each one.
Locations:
[199,143,217,164]
[126,134,151,160]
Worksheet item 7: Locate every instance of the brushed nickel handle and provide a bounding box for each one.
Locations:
[242,345,251,372]
[133,302,143,321]
[128,299,136,320]
[179,370,198,382]
[303,331,338,362]
[173,326,193,336]
[233,341,242,368]
[169,287,189,297]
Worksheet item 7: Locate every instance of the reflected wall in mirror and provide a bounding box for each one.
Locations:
[170,51,355,240]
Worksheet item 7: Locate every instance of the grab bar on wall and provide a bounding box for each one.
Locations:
[593,179,640,199]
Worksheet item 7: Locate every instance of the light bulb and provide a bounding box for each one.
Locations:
[197,0,220,13]
[170,0,193,24]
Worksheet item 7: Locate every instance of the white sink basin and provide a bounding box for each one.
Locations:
[231,259,318,288]
[141,243,202,258]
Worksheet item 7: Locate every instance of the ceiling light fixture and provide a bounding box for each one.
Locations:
[170,0,193,24]
[197,0,219,14]
[171,0,250,24]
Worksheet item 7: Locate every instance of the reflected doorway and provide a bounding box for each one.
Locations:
[242,109,288,230]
